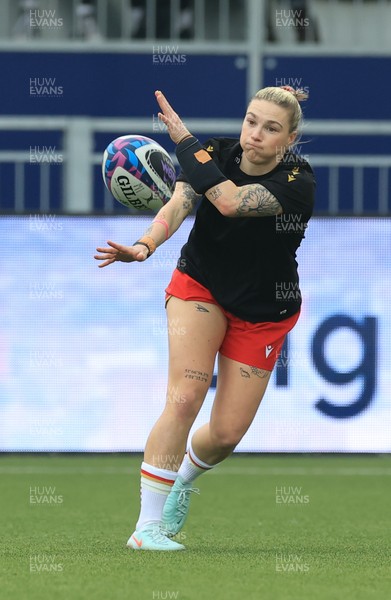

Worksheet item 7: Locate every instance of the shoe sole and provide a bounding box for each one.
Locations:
[126,542,185,551]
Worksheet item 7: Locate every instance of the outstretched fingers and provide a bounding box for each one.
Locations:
[94,248,116,268]
[94,240,148,267]
[155,90,175,117]
[94,253,116,268]
[96,257,116,268]
[155,89,190,144]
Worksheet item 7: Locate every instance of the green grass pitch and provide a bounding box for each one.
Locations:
[1,454,390,600]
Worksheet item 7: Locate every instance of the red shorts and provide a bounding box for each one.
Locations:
[165,269,300,371]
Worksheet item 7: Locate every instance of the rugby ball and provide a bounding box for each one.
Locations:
[102,135,176,211]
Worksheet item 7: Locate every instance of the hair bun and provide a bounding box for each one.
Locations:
[280,85,308,102]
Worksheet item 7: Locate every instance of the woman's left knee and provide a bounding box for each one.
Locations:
[209,425,244,452]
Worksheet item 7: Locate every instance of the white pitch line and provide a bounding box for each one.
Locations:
[0,466,391,476]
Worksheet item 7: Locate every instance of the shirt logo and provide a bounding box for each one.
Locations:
[265,344,274,358]
[194,149,212,164]
[288,167,300,182]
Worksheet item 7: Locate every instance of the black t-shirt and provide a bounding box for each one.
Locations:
[175,137,316,323]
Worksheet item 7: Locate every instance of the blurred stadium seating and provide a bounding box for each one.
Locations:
[0,0,390,214]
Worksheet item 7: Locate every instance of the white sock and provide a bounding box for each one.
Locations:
[135,461,178,530]
[177,441,216,483]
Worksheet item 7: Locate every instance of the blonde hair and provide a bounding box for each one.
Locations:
[250,86,308,133]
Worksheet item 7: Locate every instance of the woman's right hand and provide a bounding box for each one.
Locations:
[94,240,148,268]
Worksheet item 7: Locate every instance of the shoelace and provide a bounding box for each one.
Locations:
[149,526,172,544]
[176,487,200,516]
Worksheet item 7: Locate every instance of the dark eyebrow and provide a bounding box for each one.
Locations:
[245,112,283,128]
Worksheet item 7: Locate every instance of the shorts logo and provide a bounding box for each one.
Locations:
[265,344,274,358]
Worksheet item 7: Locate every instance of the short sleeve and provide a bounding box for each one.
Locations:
[261,165,316,219]
[175,170,189,184]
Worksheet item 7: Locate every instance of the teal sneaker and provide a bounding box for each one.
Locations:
[126,522,185,551]
[162,476,200,537]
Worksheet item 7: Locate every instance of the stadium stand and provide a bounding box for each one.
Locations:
[0,0,390,214]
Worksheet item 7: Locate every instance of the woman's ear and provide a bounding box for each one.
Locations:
[288,131,297,148]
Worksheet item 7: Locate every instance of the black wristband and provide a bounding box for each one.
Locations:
[176,136,227,195]
[133,241,151,257]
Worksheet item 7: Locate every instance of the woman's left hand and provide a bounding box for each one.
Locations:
[155,90,192,144]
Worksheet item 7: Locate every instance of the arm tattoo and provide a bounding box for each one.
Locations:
[181,183,201,215]
[234,184,282,217]
[208,186,223,201]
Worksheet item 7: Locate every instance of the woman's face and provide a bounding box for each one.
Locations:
[240,99,297,169]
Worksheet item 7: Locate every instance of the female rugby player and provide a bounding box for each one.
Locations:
[95,86,315,551]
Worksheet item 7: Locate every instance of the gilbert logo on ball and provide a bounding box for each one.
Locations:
[102,135,176,211]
